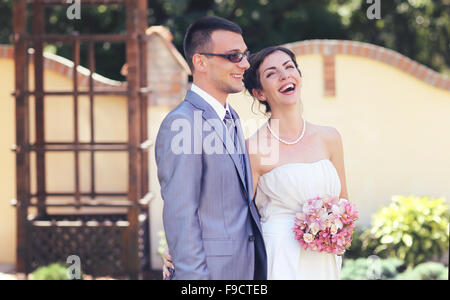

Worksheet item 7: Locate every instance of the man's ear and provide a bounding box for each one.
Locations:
[192,53,207,72]
[252,89,267,102]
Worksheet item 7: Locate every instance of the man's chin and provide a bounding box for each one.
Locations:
[225,84,245,94]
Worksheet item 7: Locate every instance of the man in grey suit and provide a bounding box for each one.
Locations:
[155,16,267,280]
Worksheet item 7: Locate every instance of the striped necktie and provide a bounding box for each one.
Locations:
[224,110,247,186]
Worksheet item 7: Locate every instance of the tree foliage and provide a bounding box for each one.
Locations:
[1,0,448,80]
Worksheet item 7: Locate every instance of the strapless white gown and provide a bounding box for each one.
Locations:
[255,159,343,280]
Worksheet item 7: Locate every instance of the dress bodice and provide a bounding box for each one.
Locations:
[256,159,341,223]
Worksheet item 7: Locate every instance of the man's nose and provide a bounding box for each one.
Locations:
[238,56,250,70]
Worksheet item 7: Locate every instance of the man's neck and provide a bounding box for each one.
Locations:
[192,79,228,107]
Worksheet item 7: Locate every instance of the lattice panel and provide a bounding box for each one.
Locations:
[27,213,149,278]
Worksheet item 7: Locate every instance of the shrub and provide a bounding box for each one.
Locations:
[395,262,448,280]
[30,263,72,280]
[157,230,168,258]
[344,227,374,259]
[341,257,404,280]
[361,195,449,267]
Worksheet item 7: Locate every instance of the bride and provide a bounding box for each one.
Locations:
[163,46,351,280]
[244,46,349,280]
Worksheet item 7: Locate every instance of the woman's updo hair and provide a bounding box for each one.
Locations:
[243,46,302,114]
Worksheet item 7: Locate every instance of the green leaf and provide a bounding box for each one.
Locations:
[381,235,394,244]
[402,234,413,247]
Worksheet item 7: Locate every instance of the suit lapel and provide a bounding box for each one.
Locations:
[186,92,248,193]
[230,108,253,201]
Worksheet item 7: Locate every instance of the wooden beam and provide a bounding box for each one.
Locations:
[13,0,31,274]
[73,37,81,208]
[18,89,129,96]
[32,0,47,217]
[125,0,142,280]
[21,33,128,43]
[138,0,149,201]
[88,41,96,199]
[27,0,126,5]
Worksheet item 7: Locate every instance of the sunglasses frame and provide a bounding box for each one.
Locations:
[198,50,250,63]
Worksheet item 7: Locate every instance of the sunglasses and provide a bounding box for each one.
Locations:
[199,50,250,63]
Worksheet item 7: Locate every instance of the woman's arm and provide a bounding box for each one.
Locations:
[246,138,261,198]
[326,127,349,200]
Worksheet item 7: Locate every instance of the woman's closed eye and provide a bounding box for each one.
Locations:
[266,65,295,78]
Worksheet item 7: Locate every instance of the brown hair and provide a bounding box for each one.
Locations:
[183,16,243,72]
[243,46,302,114]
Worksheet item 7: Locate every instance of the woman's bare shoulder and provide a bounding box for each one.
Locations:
[307,122,341,142]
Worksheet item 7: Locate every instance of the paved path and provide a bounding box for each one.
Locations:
[0,265,17,280]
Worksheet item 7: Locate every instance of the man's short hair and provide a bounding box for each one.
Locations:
[183,16,243,72]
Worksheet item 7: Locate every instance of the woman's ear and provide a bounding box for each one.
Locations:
[252,88,267,102]
[192,54,207,72]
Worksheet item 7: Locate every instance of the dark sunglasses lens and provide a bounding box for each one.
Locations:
[229,53,243,62]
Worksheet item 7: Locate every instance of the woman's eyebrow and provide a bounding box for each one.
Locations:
[263,66,276,73]
[263,60,292,74]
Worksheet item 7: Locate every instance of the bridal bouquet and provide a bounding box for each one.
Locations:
[293,195,358,255]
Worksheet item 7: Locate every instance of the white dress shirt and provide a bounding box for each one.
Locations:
[190,83,231,123]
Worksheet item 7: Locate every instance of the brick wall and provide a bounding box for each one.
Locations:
[145,27,191,106]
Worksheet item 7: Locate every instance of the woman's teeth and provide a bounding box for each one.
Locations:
[280,83,295,93]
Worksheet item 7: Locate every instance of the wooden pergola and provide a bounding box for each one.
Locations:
[13,0,153,279]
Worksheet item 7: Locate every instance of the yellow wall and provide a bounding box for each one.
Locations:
[229,54,450,226]
[0,59,16,264]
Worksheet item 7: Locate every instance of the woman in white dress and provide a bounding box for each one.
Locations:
[243,46,350,280]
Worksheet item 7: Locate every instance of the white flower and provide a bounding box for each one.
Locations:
[332,204,345,215]
[313,200,323,210]
[322,194,331,203]
[310,222,320,235]
[303,233,314,243]
[330,224,338,235]
[334,218,343,230]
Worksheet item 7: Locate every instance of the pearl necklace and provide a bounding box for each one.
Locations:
[267,116,306,145]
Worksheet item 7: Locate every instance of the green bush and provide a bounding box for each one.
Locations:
[157,230,168,258]
[341,257,404,280]
[395,262,448,280]
[344,227,374,259]
[30,263,71,280]
[361,195,449,267]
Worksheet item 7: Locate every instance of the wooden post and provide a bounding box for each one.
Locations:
[88,41,96,200]
[138,0,149,201]
[32,0,47,217]
[73,35,81,208]
[13,0,31,274]
[125,0,142,279]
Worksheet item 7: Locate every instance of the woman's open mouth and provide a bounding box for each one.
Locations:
[279,83,296,95]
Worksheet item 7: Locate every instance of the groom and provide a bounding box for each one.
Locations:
[155,16,267,280]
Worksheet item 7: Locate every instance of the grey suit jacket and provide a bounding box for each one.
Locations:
[155,90,267,280]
